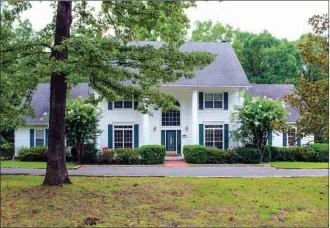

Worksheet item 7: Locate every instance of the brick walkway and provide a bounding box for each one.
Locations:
[164,160,190,167]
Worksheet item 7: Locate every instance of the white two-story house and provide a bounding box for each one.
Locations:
[14,41,312,156]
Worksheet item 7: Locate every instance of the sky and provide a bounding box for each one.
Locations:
[21,1,328,41]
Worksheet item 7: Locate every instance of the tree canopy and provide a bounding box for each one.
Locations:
[1,1,215,185]
[191,20,234,42]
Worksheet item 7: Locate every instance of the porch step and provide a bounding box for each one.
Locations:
[165,155,183,161]
[166,152,179,157]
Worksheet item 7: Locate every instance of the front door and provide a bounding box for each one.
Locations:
[166,130,177,152]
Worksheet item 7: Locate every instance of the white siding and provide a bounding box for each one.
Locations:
[271,131,314,147]
[97,87,242,150]
[14,125,48,156]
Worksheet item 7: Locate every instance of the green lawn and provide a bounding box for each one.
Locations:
[268,162,329,169]
[1,176,328,227]
[0,161,78,169]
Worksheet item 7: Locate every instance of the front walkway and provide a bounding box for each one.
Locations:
[1,165,328,177]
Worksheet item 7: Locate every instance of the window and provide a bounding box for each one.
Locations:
[205,125,223,149]
[205,93,222,108]
[114,101,133,109]
[162,102,180,126]
[35,130,45,146]
[288,128,296,146]
[114,125,133,149]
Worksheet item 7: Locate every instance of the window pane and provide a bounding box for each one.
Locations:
[124,101,132,108]
[36,130,44,139]
[205,101,213,108]
[205,93,213,101]
[114,130,123,142]
[162,108,180,126]
[205,142,213,147]
[214,101,222,108]
[215,142,223,149]
[214,129,222,141]
[114,101,123,108]
[114,143,123,149]
[205,129,214,141]
[36,139,44,146]
[214,94,222,101]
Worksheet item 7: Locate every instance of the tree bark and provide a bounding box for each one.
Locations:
[43,1,72,185]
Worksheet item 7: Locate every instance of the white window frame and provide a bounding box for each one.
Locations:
[35,129,45,146]
[113,100,134,109]
[113,124,134,149]
[288,128,296,147]
[204,125,224,149]
[204,93,223,109]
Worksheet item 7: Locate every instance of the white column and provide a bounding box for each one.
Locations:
[142,110,150,146]
[191,89,198,144]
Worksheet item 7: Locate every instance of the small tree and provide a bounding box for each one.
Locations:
[284,77,329,143]
[230,95,287,163]
[65,96,102,164]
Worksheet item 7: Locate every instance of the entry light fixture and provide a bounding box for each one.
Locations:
[154,126,157,131]
[186,126,188,131]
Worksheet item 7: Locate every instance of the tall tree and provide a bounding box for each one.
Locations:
[191,20,234,42]
[43,1,73,185]
[2,1,215,185]
[232,30,302,84]
[296,14,328,81]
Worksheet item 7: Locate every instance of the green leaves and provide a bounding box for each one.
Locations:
[230,94,287,150]
[284,77,329,140]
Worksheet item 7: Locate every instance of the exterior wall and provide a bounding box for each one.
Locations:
[14,125,48,155]
[271,131,314,147]
[97,87,243,151]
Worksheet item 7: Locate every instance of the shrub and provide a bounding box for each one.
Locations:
[139,145,166,164]
[308,144,329,162]
[21,146,48,162]
[183,145,207,164]
[17,146,30,156]
[276,147,308,161]
[80,144,100,164]
[206,148,230,164]
[0,143,14,160]
[101,150,115,164]
[234,147,261,164]
[115,148,140,164]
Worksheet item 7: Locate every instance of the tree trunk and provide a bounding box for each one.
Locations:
[76,142,81,165]
[43,1,72,186]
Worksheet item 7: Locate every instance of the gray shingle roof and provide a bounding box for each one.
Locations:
[245,84,299,122]
[24,83,93,124]
[128,41,250,87]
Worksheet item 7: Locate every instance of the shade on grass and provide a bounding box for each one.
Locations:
[268,162,329,169]
[1,176,328,227]
[0,161,78,169]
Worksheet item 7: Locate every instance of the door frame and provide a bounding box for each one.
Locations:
[165,130,176,152]
[163,129,182,154]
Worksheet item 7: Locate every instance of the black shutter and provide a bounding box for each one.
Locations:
[134,101,138,110]
[108,102,113,110]
[224,92,228,110]
[199,92,204,110]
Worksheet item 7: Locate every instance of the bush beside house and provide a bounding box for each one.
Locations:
[183,144,329,164]
[101,145,166,165]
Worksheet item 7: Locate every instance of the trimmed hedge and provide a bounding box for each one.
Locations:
[140,145,166,164]
[183,144,329,164]
[183,145,207,164]
[115,148,140,164]
[21,146,48,162]
[308,143,329,162]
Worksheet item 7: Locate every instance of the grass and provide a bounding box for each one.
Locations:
[1,176,328,227]
[268,162,329,169]
[0,161,78,169]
